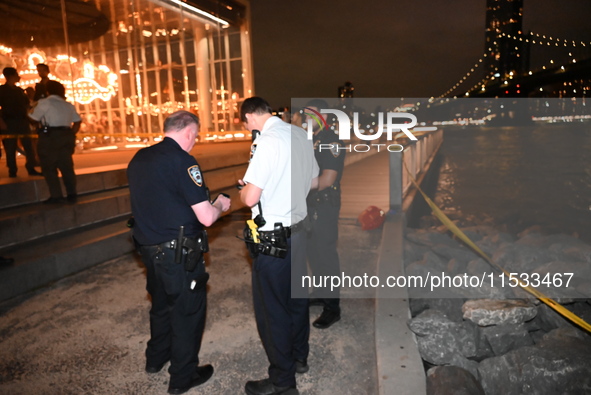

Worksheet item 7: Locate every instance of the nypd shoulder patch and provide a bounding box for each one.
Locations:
[188,165,203,186]
[330,143,342,158]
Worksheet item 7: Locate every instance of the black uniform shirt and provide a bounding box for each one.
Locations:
[127,137,209,245]
[313,128,346,189]
[34,81,48,102]
[0,84,30,134]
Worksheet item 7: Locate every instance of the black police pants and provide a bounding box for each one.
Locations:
[37,130,77,198]
[307,202,341,312]
[252,231,309,388]
[2,135,37,176]
[139,245,207,389]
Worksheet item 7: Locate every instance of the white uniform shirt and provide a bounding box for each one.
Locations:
[30,95,81,127]
[244,116,319,231]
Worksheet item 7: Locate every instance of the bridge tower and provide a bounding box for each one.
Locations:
[485,0,529,79]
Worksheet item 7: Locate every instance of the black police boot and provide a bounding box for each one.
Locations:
[313,309,341,329]
[295,359,309,374]
[145,359,168,373]
[168,364,213,394]
[245,378,298,395]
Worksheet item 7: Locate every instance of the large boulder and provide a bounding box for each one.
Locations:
[406,229,460,248]
[446,258,468,277]
[448,353,481,381]
[404,237,433,263]
[551,242,591,263]
[427,366,485,395]
[492,243,561,273]
[531,261,591,299]
[462,299,537,326]
[480,323,533,356]
[408,309,478,364]
[478,329,591,395]
[531,303,575,333]
[409,298,465,322]
[406,251,448,273]
[431,244,479,265]
[474,327,495,361]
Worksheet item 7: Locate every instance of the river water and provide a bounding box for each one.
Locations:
[432,123,591,243]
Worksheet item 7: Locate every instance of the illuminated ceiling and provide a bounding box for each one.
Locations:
[0,0,110,47]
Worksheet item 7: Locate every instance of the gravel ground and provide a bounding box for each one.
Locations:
[0,212,381,395]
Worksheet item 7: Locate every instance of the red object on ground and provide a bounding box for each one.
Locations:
[358,206,386,230]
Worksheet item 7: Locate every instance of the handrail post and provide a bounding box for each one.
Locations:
[389,149,403,212]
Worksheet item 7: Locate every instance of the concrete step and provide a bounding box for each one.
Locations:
[0,217,135,302]
[0,165,129,210]
[0,188,131,249]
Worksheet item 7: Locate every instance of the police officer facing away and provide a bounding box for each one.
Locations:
[127,111,230,395]
[0,67,41,177]
[304,100,345,329]
[239,97,318,395]
[29,80,81,204]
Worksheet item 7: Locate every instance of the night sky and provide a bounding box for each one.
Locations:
[249,0,591,108]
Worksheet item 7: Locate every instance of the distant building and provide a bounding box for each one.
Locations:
[484,0,529,79]
[338,81,354,98]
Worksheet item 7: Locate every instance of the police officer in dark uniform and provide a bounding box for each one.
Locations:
[304,100,345,329]
[0,67,41,177]
[127,110,230,395]
[33,63,50,102]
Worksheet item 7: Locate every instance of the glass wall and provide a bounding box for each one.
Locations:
[0,0,253,144]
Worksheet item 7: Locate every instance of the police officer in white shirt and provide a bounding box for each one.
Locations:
[238,97,318,395]
[29,80,81,204]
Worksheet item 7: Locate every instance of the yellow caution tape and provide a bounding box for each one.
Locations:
[404,162,591,333]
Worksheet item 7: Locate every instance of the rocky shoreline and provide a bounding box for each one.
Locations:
[404,213,591,395]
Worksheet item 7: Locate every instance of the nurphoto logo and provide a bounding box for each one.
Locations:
[304,107,418,153]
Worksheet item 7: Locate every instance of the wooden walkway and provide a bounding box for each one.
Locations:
[340,151,390,219]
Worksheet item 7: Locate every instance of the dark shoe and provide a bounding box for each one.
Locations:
[313,309,341,329]
[8,173,16,178]
[43,197,66,204]
[168,364,214,394]
[145,360,167,373]
[0,256,14,265]
[245,378,297,395]
[28,170,43,176]
[66,194,78,204]
[295,359,308,374]
[308,298,324,307]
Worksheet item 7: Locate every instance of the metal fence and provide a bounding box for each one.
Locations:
[389,129,443,211]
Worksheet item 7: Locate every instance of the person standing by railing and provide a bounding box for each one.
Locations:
[304,100,345,329]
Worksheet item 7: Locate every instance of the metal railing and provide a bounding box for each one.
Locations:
[389,129,443,211]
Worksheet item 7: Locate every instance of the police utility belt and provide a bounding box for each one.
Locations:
[38,125,72,135]
[157,226,209,272]
[307,185,340,206]
[241,201,305,259]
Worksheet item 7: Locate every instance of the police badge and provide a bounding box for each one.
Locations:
[188,165,203,186]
